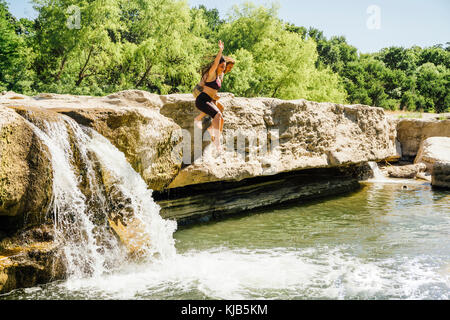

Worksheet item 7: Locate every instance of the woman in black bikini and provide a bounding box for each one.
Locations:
[195,40,234,153]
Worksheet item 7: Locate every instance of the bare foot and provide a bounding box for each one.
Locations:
[213,135,222,154]
[207,127,216,142]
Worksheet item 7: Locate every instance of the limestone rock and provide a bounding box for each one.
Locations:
[414,137,450,171]
[104,90,164,108]
[158,167,361,222]
[0,91,183,191]
[396,119,450,158]
[0,106,53,231]
[432,162,450,189]
[59,107,183,191]
[386,163,427,179]
[161,96,398,188]
[0,225,65,294]
[0,90,401,191]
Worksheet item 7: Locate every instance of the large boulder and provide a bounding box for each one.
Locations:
[386,163,427,179]
[0,106,53,232]
[160,95,398,188]
[414,137,450,188]
[414,137,450,171]
[396,119,450,158]
[432,162,450,189]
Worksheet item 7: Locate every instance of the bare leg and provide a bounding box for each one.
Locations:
[219,116,224,135]
[204,101,221,143]
[208,112,223,152]
[216,101,224,113]
[216,102,225,135]
[207,124,216,142]
[194,112,207,130]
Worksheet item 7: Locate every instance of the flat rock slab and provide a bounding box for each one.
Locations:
[415,137,450,171]
[386,163,427,179]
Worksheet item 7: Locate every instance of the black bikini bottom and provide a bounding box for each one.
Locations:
[195,92,219,119]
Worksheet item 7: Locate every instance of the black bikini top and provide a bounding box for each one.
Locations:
[203,73,222,90]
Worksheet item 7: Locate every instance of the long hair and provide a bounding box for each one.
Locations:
[199,55,226,80]
[224,56,235,73]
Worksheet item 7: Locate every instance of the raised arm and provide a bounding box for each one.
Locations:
[208,40,224,78]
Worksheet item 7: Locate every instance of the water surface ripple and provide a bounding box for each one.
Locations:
[2,181,449,300]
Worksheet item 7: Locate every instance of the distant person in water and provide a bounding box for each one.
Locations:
[194,40,235,153]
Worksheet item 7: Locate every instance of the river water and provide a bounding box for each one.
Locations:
[1,178,449,300]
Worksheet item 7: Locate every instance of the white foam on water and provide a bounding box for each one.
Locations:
[367,161,393,183]
[58,246,449,300]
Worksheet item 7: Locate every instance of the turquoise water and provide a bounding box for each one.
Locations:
[2,180,449,300]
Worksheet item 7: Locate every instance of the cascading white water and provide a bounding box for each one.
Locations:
[24,113,177,278]
[86,129,177,260]
[27,118,111,277]
[368,161,385,181]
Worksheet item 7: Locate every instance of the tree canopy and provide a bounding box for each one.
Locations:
[0,0,448,112]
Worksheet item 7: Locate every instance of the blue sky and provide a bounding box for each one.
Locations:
[7,0,450,53]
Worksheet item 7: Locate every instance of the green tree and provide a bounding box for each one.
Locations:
[218,2,346,103]
[218,2,282,53]
[419,47,450,69]
[375,46,418,74]
[195,5,224,33]
[31,0,123,94]
[0,0,33,93]
[115,0,209,94]
[415,62,449,113]
[284,22,307,39]
[341,56,395,108]
[314,35,358,73]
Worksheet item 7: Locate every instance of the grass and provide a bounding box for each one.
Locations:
[397,113,423,119]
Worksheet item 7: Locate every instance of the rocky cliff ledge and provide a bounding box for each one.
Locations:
[1,90,399,194]
[0,90,400,226]
[160,93,398,188]
[0,90,400,293]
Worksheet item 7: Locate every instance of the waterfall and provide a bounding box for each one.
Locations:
[24,112,177,279]
[86,129,177,260]
[368,161,384,181]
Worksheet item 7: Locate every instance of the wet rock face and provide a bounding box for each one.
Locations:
[160,95,398,188]
[156,166,363,224]
[59,107,183,191]
[396,119,450,158]
[0,91,183,192]
[0,106,53,232]
[0,225,65,294]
